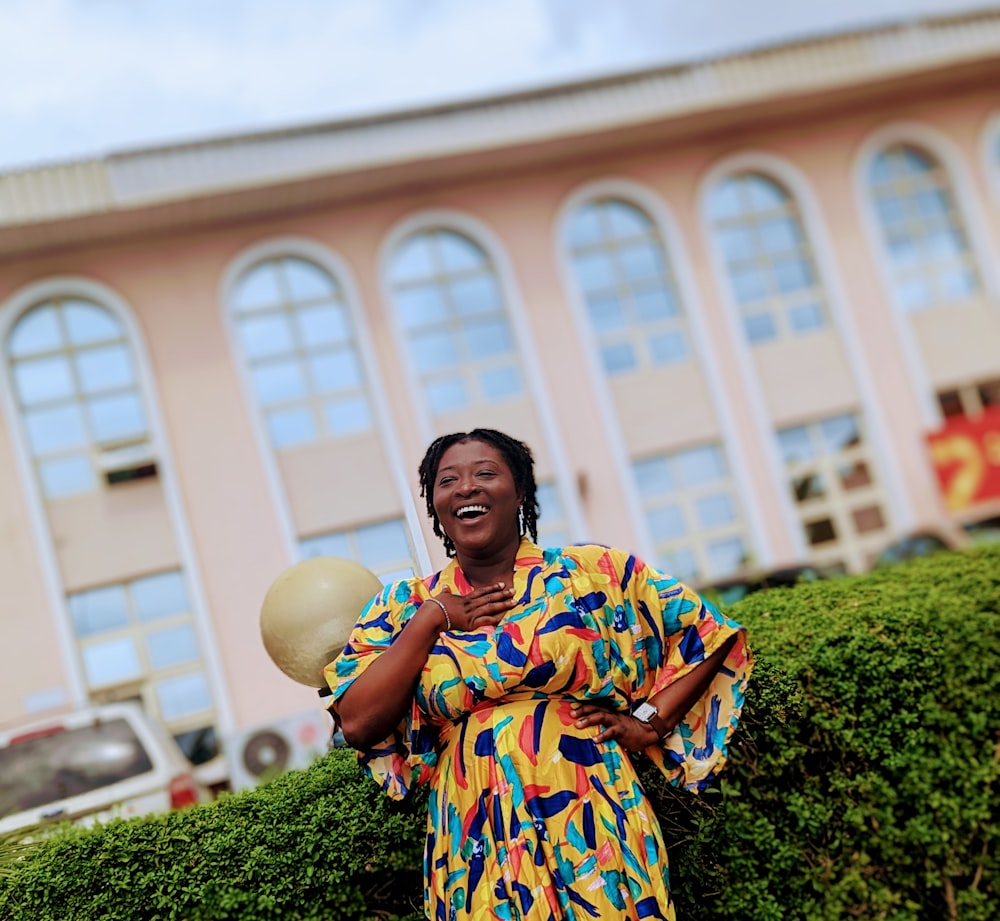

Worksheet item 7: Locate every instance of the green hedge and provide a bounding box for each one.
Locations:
[1,545,997,921]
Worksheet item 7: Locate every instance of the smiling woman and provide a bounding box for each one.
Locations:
[326,428,751,921]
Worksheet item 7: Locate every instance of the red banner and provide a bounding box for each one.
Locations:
[927,406,1000,512]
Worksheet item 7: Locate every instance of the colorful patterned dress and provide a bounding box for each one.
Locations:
[326,540,751,921]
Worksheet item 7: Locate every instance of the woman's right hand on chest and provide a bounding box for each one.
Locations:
[423,584,515,633]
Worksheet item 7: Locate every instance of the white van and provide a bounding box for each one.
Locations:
[0,701,207,836]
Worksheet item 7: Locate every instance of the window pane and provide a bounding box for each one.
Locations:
[659,547,699,582]
[82,637,142,687]
[239,314,294,358]
[295,303,351,346]
[567,205,603,248]
[677,445,726,486]
[649,330,687,365]
[155,671,211,720]
[573,251,616,290]
[70,585,130,636]
[758,217,801,254]
[63,302,120,345]
[716,226,754,263]
[13,356,75,405]
[792,473,825,502]
[777,426,813,464]
[390,236,436,283]
[839,461,871,490]
[707,179,743,221]
[267,406,316,448]
[600,342,636,375]
[586,294,628,333]
[132,571,188,622]
[606,201,650,238]
[356,520,411,569]
[805,518,837,545]
[730,266,768,304]
[696,493,736,528]
[39,454,95,498]
[299,531,351,559]
[787,301,825,333]
[75,345,134,394]
[479,365,522,402]
[634,286,677,322]
[852,504,885,534]
[942,269,977,300]
[324,396,371,435]
[252,360,307,405]
[24,404,87,454]
[745,175,787,210]
[744,312,777,343]
[707,536,746,577]
[146,624,199,669]
[450,275,500,316]
[411,329,460,372]
[633,457,673,497]
[284,259,334,300]
[820,414,860,452]
[438,233,486,272]
[232,265,282,312]
[393,286,449,330]
[618,243,662,283]
[465,319,512,359]
[309,350,363,393]
[87,393,146,444]
[9,307,62,356]
[426,377,469,414]
[937,390,964,418]
[774,258,813,293]
[647,505,686,541]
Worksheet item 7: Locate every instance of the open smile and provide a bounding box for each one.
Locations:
[454,504,490,522]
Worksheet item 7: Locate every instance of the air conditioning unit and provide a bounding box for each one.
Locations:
[225,708,333,791]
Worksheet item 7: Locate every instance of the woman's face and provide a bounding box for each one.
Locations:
[432,439,522,557]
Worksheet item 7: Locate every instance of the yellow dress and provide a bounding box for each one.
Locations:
[327,541,751,921]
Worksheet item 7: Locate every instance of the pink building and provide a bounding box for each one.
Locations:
[2,8,998,786]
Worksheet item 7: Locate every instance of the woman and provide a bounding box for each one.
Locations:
[327,429,751,921]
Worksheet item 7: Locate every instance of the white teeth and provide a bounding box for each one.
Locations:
[456,505,488,519]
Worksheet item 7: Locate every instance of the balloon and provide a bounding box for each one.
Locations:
[260,556,383,688]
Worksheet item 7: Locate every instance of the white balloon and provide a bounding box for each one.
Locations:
[260,556,383,687]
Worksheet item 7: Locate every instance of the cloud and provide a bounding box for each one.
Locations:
[0,0,981,169]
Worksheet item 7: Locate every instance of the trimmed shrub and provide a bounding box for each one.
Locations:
[0,747,427,921]
[667,544,1000,921]
[1,545,997,920]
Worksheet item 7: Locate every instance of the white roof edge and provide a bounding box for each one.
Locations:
[1,7,998,227]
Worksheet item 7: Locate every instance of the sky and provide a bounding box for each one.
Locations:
[0,0,987,172]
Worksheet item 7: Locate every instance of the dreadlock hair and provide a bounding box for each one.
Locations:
[418,428,539,557]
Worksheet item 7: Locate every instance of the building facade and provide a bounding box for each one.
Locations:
[1,9,999,784]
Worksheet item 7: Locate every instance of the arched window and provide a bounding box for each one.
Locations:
[7,297,152,498]
[4,289,218,764]
[566,198,688,375]
[632,443,749,584]
[387,229,523,416]
[230,255,372,448]
[708,172,828,344]
[867,143,980,311]
[299,517,418,585]
[776,411,889,573]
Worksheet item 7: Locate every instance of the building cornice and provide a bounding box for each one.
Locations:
[1,7,998,246]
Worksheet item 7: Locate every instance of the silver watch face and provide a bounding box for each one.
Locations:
[633,702,658,723]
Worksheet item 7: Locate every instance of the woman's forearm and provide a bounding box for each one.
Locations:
[649,632,740,731]
[336,602,445,749]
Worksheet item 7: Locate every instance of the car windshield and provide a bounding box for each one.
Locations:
[0,717,154,816]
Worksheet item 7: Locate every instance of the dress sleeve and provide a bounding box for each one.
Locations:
[621,551,753,793]
[323,580,439,800]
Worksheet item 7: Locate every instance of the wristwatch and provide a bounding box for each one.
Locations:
[632,701,669,738]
